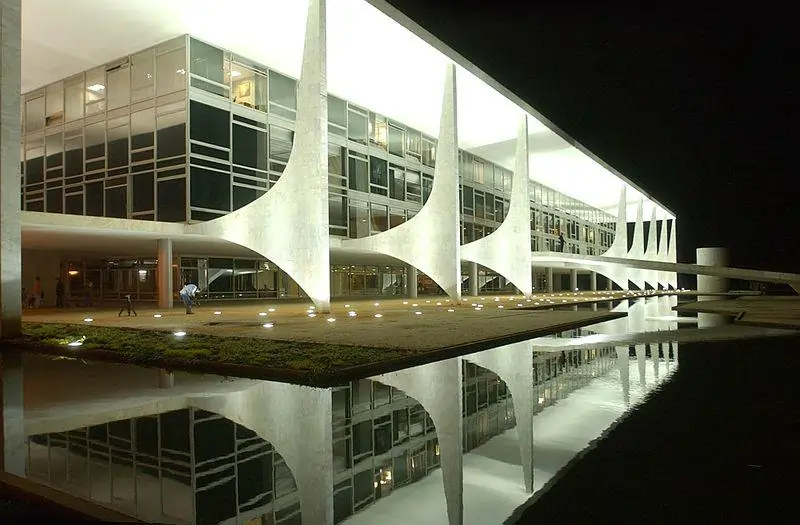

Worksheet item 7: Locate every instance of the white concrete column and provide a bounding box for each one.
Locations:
[1,352,25,475]
[468,262,478,297]
[607,277,613,291]
[590,271,597,292]
[616,346,630,407]
[157,238,174,309]
[0,0,22,338]
[373,358,463,525]
[407,265,418,299]
[569,269,578,292]
[468,341,534,492]
[696,247,730,328]
[545,268,553,293]
[636,344,647,390]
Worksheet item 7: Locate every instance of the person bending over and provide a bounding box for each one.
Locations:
[179,282,199,314]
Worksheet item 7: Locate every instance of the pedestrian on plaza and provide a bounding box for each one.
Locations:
[179,282,199,314]
[558,232,566,252]
[32,276,43,308]
[55,278,65,308]
[118,294,138,316]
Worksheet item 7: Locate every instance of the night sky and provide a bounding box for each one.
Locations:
[384,2,798,274]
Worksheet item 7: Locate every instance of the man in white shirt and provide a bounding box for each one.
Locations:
[179,282,199,314]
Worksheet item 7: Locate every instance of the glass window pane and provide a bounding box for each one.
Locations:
[107,118,129,169]
[190,101,230,148]
[65,193,83,215]
[328,95,346,128]
[157,178,186,222]
[107,64,130,110]
[190,166,231,211]
[329,193,347,228]
[64,76,84,121]
[231,66,267,111]
[348,156,368,193]
[389,165,404,200]
[369,113,387,150]
[406,128,421,156]
[268,71,296,110]
[45,132,63,169]
[232,185,263,210]
[348,109,367,144]
[25,96,45,132]
[348,201,369,239]
[25,136,44,185]
[232,124,266,170]
[157,48,187,96]
[64,134,82,177]
[46,187,63,214]
[189,38,225,84]
[105,185,127,218]
[268,125,293,163]
[85,122,105,161]
[132,173,154,212]
[85,181,103,217]
[45,83,64,126]
[85,67,106,115]
[131,49,155,102]
[370,203,388,233]
[131,108,155,150]
[157,109,186,159]
[388,125,404,156]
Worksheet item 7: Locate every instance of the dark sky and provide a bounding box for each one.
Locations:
[384,1,799,273]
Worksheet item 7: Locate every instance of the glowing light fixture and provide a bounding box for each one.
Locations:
[326,317,336,323]
[447,308,455,312]
[348,311,357,317]
[259,312,267,316]
[414,311,422,315]
[374,302,380,306]
[412,303,418,307]
[153,313,162,318]
[498,305,504,309]
[308,313,317,318]
[436,302,442,306]
[345,304,351,308]
[374,313,383,318]
[83,317,93,322]
[68,340,83,347]
[87,84,105,92]
[214,311,222,315]
[263,323,274,328]
[174,331,187,337]
[268,308,276,312]
[230,70,242,77]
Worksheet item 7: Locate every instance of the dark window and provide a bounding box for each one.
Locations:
[132,173,154,212]
[232,185,262,210]
[190,166,230,211]
[64,147,82,177]
[189,38,225,84]
[329,193,347,227]
[232,124,267,170]
[25,157,43,185]
[105,186,127,218]
[85,181,104,217]
[389,166,405,200]
[348,156,368,193]
[157,122,186,159]
[26,200,44,212]
[46,188,63,214]
[268,125,293,163]
[190,101,230,148]
[369,156,388,194]
[65,193,83,215]
[157,178,186,222]
[107,134,129,169]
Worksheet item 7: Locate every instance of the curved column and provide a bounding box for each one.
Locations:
[462,116,532,297]
[599,185,630,289]
[0,0,22,338]
[467,341,534,492]
[657,212,670,288]
[667,219,678,289]
[372,358,463,525]
[628,198,646,289]
[342,64,461,302]
[186,0,331,312]
[643,206,660,288]
[189,382,334,525]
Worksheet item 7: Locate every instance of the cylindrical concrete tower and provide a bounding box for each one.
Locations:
[696,247,730,328]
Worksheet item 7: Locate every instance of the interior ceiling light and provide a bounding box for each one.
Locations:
[87,84,105,92]
[230,70,242,77]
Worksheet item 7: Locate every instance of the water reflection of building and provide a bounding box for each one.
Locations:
[22,345,622,525]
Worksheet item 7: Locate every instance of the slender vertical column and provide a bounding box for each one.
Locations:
[407,265,418,299]
[545,268,553,293]
[590,271,597,292]
[0,352,25,475]
[468,262,478,297]
[157,239,174,309]
[696,247,730,328]
[607,277,613,291]
[0,0,22,338]
[636,344,647,390]
[569,269,578,291]
[373,359,463,525]
[616,346,630,407]
[158,369,174,389]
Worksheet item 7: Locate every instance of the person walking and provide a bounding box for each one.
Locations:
[32,276,43,308]
[118,294,138,316]
[179,282,199,314]
[558,232,566,253]
[55,278,65,308]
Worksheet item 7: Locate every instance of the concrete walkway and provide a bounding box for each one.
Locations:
[675,296,800,329]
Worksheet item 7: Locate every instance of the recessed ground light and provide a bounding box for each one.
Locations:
[436,302,442,306]
[414,311,422,315]
[306,309,315,314]
[471,303,477,307]
[153,314,162,318]
[258,312,267,316]
[412,303,419,307]
[68,341,83,347]
[402,301,408,305]
[374,313,383,318]
[348,311,357,317]
[425,300,430,303]
[326,318,336,323]
[494,297,500,302]
[174,331,187,337]
[345,304,351,308]
[374,302,380,306]
[309,306,316,310]
[83,317,93,322]
[474,307,482,311]
[263,323,274,329]
[517,304,523,307]
[268,308,276,312]
[308,313,317,318]
[447,308,455,312]
[214,311,222,315]
[498,305,504,309]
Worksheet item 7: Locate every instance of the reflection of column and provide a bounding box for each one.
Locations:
[190,382,334,524]
[636,344,647,391]
[1,352,25,475]
[546,268,553,293]
[408,265,418,299]
[0,0,22,338]
[374,358,463,525]
[697,247,730,328]
[157,239,174,309]
[569,269,578,292]
[468,262,478,297]
[590,271,597,292]
[652,343,660,381]
[616,346,630,407]
[468,342,534,492]
[158,369,174,389]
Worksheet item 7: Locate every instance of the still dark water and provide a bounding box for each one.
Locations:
[512,334,800,525]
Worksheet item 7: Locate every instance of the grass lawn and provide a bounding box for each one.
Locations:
[6,322,411,383]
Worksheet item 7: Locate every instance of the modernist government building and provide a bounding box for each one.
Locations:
[3,0,676,315]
